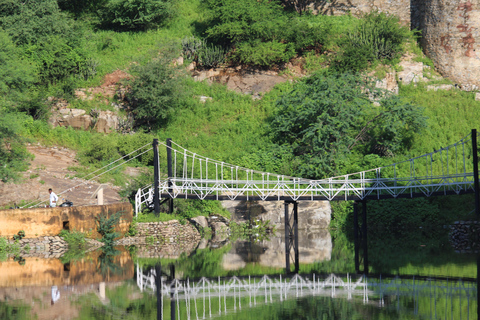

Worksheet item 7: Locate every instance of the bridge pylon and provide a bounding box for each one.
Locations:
[284,201,299,274]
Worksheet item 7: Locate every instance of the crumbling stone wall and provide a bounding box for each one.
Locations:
[414,0,480,88]
[310,0,411,24]
[312,0,480,87]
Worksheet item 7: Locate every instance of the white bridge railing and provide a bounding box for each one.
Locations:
[135,133,478,215]
[136,267,477,319]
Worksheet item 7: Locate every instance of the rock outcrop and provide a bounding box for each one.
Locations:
[222,200,331,230]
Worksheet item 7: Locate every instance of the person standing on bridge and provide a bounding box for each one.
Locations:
[49,188,58,207]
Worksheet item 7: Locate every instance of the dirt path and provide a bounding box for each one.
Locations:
[0,145,123,207]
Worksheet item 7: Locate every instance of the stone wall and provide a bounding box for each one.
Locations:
[0,249,133,287]
[449,220,480,253]
[222,200,331,230]
[0,202,132,239]
[310,0,411,24]
[413,0,480,88]
[116,221,201,258]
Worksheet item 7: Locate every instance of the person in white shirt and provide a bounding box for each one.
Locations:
[49,188,58,207]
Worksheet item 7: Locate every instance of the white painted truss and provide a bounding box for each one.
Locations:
[136,133,478,215]
[136,267,477,319]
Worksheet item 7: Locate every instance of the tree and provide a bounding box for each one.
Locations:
[270,72,426,179]
[0,31,36,108]
[100,0,175,31]
[0,111,31,182]
[127,56,185,128]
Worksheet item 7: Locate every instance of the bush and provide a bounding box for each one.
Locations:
[235,40,295,67]
[0,111,32,182]
[59,229,87,250]
[197,44,226,68]
[270,72,426,178]
[127,55,186,128]
[0,0,92,84]
[100,0,175,31]
[332,12,410,72]
[181,36,203,61]
[0,31,36,105]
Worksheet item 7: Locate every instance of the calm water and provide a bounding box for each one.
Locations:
[0,228,477,320]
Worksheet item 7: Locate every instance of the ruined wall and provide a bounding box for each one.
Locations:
[0,202,132,238]
[311,0,480,87]
[310,0,411,24]
[414,0,480,88]
[0,249,133,288]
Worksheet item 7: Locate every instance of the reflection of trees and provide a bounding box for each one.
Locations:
[77,283,157,320]
[97,245,122,276]
[0,301,30,320]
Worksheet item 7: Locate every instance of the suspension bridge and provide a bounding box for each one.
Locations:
[136,266,478,320]
[134,130,480,215]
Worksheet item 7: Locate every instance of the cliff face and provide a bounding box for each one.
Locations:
[317,0,480,88]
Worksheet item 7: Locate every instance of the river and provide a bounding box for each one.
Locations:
[0,224,477,319]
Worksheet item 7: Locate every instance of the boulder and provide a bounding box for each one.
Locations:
[222,200,331,230]
[222,253,246,270]
[190,216,209,230]
[95,111,119,133]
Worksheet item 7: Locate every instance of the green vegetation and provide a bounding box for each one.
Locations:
[134,198,230,223]
[12,230,25,241]
[59,229,88,250]
[0,0,477,285]
[96,211,124,244]
[0,237,20,261]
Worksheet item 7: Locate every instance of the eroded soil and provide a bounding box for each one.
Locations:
[0,145,123,208]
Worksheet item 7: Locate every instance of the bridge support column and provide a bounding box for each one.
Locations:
[153,139,160,215]
[353,201,360,273]
[473,129,480,218]
[155,263,162,320]
[362,200,369,274]
[167,138,174,214]
[284,201,299,274]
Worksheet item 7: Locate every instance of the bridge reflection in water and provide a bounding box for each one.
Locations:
[136,264,478,320]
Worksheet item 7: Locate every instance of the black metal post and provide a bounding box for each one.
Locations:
[477,254,480,320]
[166,138,174,214]
[153,139,160,215]
[284,201,290,273]
[293,201,299,273]
[155,263,162,320]
[353,201,359,273]
[473,129,480,217]
[170,293,175,320]
[362,200,369,274]
[169,263,176,320]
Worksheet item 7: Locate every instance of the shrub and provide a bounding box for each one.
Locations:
[96,211,124,244]
[197,44,226,68]
[0,111,31,182]
[127,55,186,128]
[235,40,295,67]
[100,0,175,31]
[332,12,410,72]
[59,229,87,250]
[181,36,203,61]
[0,31,36,104]
[270,72,426,178]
